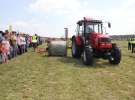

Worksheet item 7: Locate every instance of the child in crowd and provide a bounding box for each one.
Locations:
[1,36,11,63]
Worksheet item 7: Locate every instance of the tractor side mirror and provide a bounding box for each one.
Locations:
[108,22,111,28]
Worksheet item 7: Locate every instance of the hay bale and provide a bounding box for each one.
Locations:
[48,40,67,56]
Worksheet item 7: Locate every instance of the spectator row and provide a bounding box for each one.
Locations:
[0,30,43,64]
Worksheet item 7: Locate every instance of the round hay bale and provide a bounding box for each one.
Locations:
[48,40,67,56]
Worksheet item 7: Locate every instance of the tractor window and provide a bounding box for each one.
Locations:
[86,25,94,33]
[95,24,102,33]
[80,26,83,34]
[86,23,103,34]
[77,25,84,36]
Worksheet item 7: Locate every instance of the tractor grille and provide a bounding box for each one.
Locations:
[99,38,111,42]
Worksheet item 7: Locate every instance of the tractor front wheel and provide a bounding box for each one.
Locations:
[82,47,94,65]
[72,38,82,58]
[109,45,121,64]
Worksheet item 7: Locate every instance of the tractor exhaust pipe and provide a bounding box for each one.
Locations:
[64,28,68,56]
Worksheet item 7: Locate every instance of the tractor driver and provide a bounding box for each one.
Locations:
[86,26,94,34]
[85,26,94,39]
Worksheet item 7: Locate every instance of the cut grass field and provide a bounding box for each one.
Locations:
[0,41,135,100]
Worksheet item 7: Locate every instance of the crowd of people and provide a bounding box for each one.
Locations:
[0,30,43,64]
[128,38,135,53]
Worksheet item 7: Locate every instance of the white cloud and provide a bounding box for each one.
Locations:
[27,0,135,36]
[29,0,81,14]
[28,0,114,36]
[106,0,135,34]
[122,0,135,9]
[12,20,46,36]
[12,20,65,37]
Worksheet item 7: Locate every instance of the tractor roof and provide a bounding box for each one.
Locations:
[77,18,102,25]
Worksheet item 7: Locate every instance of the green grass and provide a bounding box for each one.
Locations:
[0,41,135,100]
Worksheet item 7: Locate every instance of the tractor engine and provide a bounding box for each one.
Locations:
[89,32,112,50]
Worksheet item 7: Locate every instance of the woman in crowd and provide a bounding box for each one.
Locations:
[25,34,29,52]
[1,34,11,63]
[19,33,26,54]
[10,31,18,57]
[16,33,21,55]
[28,36,32,47]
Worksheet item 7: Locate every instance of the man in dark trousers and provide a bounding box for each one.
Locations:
[131,38,135,53]
[128,38,131,50]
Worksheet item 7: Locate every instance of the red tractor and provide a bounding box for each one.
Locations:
[72,17,121,65]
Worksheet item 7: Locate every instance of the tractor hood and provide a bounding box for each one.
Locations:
[89,32,112,49]
[90,32,111,39]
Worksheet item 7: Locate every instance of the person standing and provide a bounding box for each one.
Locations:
[32,34,38,51]
[10,31,18,57]
[22,34,26,53]
[16,33,21,55]
[128,38,131,50]
[25,34,29,52]
[0,31,4,63]
[1,36,10,63]
[20,33,26,54]
[28,36,32,47]
[0,41,2,64]
[19,33,24,54]
[131,38,135,53]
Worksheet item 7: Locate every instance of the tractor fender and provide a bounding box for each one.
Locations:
[112,43,121,50]
[72,35,82,46]
[72,35,82,58]
[109,43,121,64]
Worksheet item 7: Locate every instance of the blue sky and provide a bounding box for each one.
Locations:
[0,0,135,37]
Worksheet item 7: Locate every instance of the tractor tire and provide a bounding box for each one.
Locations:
[72,37,82,58]
[82,47,94,65]
[109,45,121,64]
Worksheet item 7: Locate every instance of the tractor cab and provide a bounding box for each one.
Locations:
[76,17,112,49]
[77,18,103,34]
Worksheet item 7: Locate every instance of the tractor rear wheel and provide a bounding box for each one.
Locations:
[82,47,94,65]
[72,38,82,58]
[109,45,121,64]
